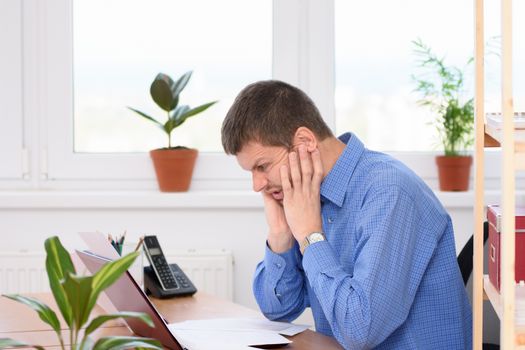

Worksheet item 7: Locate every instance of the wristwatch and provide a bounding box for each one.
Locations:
[300,232,326,255]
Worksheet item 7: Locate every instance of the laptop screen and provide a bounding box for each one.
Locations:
[76,250,183,350]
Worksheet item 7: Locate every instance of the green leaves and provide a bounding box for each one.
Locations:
[165,101,218,134]
[85,251,139,327]
[176,101,217,123]
[0,339,45,350]
[84,312,154,336]
[171,71,192,98]
[2,237,159,349]
[411,38,474,155]
[62,274,94,331]
[150,74,176,111]
[150,72,192,112]
[126,107,163,128]
[45,236,75,328]
[440,98,474,156]
[128,71,217,148]
[92,337,163,350]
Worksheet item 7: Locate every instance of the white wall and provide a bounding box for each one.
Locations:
[0,191,476,313]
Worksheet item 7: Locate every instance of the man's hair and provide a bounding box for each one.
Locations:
[221,80,333,155]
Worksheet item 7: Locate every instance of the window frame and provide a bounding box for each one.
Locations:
[0,0,26,185]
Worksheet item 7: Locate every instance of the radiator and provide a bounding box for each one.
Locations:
[0,252,49,294]
[164,249,234,300]
[0,249,234,300]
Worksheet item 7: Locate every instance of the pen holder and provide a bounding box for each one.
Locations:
[121,243,144,288]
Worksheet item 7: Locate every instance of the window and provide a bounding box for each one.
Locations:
[481,0,525,113]
[334,0,474,152]
[73,0,272,153]
[40,0,275,189]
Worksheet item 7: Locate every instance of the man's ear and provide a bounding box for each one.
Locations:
[293,127,318,152]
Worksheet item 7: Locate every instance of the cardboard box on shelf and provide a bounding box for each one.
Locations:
[487,205,525,291]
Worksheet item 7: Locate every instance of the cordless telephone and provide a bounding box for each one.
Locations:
[143,235,197,298]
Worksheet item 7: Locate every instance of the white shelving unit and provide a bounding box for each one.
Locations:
[472,0,524,348]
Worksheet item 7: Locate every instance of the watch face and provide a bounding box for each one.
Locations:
[308,232,325,244]
[301,232,325,254]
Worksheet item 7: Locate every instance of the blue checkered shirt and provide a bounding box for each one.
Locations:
[253,133,472,349]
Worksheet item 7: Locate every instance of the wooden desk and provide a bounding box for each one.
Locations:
[0,293,342,350]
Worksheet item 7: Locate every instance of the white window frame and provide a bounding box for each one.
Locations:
[3,0,522,191]
[0,0,27,186]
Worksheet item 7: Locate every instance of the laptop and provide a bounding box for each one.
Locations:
[77,250,293,349]
[77,250,185,350]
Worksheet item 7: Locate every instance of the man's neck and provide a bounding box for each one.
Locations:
[318,137,347,179]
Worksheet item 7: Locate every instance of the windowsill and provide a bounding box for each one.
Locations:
[0,190,263,209]
[0,190,521,209]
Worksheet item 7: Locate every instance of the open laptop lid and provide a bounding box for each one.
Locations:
[78,232,120,260]
[76,250,183,350]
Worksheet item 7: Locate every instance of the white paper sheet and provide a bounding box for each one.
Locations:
[169,317,310,337]
[170,328,291,349]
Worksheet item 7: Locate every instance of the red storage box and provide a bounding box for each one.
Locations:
[487,205,525,291]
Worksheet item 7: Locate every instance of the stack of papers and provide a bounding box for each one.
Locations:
[168,318,310,350]
[486,112,525,129]
[485,112,525,143]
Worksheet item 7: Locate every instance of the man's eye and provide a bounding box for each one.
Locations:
[256,164,267,172]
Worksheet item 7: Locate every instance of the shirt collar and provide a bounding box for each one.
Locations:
[320,132,365,207]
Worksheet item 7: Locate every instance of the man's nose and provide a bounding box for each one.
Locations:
[252,172,267,192]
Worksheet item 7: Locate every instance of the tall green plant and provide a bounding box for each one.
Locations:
[411,38,474,156]
[0,237,162,350]
[128,71,217,149]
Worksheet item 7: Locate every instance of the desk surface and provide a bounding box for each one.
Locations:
[0,292,342,350]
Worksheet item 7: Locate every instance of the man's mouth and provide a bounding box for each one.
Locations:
[271,191,284,201]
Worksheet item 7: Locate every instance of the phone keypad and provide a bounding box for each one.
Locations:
[153,256,179,289]
[174,274,190,289]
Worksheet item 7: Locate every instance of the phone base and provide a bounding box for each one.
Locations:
[144,264,197,299]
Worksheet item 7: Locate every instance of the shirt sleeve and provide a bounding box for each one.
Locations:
[302,185,443,349]
[253,241,310,322]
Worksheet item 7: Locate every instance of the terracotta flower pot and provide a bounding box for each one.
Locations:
[149,148,198,192]
[435,155,473,191]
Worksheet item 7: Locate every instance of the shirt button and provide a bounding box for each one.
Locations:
[328,217,333,223]
[275,263,282,268]
[276,293,282,298]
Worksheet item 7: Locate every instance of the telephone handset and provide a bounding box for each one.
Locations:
[143,235,197,298]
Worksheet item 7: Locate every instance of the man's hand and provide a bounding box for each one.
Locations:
[262,192,294,253]
[280,145,323,242]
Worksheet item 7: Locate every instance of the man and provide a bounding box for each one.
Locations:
[221,80,472,349]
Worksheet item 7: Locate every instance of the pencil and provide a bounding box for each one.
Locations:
[134,236,145,252]
[120,230,127,245]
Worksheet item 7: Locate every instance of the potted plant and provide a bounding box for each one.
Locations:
[412,38,474,191]
[0,237,162,350]
[128,71,217,192]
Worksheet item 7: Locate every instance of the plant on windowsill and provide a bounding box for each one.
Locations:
[128,72,217,192]
[412,38,474,191]
[0,237,162,350]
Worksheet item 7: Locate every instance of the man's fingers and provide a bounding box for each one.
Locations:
[280,164,292,194]
[288,151,301,189]
[311,149,323,188]
[298,146,313,189]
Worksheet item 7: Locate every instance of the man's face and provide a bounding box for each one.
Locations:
[236,142,290,201]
